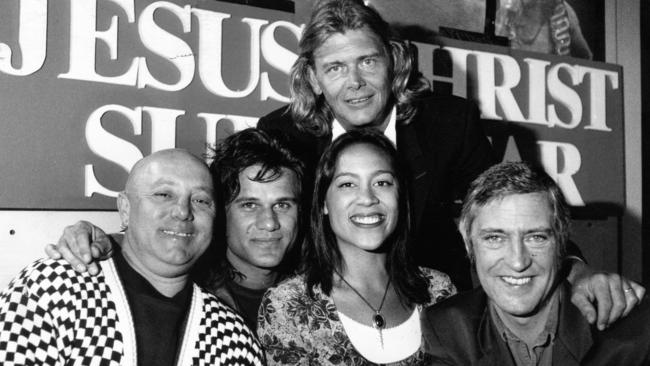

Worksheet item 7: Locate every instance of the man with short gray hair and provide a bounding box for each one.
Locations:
[424,162,650,365]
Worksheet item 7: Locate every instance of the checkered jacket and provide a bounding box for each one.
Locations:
[0,258,264,366]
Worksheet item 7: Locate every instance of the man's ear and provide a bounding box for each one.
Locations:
[308,67,323,95]
[117,192,131,229]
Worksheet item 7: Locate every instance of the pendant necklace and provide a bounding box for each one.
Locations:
[335,271,391,347]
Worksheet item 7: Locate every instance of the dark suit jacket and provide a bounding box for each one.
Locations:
[257,94,495,289]
[423,285,650,365]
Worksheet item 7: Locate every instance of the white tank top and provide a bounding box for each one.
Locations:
[337,307,422,363]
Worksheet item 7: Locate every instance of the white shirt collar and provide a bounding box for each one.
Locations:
[331,106,397,145]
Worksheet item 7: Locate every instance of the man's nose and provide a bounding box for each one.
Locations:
[506,240,532,271]
[348,67,366,89]
[256,207,280,231]
[172,197,194,221]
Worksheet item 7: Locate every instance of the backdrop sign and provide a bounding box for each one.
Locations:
[415,38,624,213]
[0,0,299,209]
[0,1,624,215]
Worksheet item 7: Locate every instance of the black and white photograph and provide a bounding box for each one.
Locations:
[0,0,647,364]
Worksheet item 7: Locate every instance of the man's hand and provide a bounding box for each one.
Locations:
[44,220,113,275]
[569,260,646,330]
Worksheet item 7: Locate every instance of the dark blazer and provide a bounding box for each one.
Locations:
[423,285,650,365]
[257,94,495,289]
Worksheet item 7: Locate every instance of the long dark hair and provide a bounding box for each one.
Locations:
[304,129,430,306]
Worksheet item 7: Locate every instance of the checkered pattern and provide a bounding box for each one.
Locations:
[0,258,263,366]
[189,293,264,365]
[0,259,124,365]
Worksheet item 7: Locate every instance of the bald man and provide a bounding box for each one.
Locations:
[0,150,264,366]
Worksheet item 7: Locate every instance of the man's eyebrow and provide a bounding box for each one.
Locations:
[476,227,552,234]
[231,196,260,203]
[321,60,344,68]
[476,228,507,235]
[232,196,298,203]
[357,52,382,60]
[320,52,384,68]
[146,180,213,193]
[275,196,299,203]
[524,227,553,234]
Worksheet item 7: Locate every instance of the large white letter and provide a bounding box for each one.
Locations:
[84,104,144,197]
[142,106,184,151]
[547,63,583,129]
[0,0,47,76]
[194,8,266,97]
[576,66,618,132]
[259,20,300,102]
[137,2,194,91]
[474,51,526,122]
[522,58,551,125]
[537,140,585,206]
[59,0,138,86]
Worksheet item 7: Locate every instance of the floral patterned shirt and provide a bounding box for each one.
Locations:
[257,267,456,365]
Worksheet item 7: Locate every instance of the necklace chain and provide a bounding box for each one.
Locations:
[335,270,391,318]
[335,271,391,348]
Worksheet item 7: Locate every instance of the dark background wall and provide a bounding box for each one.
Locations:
[567,0,605,60]
[641,0,649,286]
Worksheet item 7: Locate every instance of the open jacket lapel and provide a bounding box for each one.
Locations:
[397,119,435,231]
[552,284,593,365]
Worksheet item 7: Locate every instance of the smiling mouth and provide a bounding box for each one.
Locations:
[501,276,532,286]
[162,230,194,238]
[346,96,372,104]
[253,238,282,243]
[350,214,384,225]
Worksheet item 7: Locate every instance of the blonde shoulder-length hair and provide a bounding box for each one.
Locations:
[288,0,430,136]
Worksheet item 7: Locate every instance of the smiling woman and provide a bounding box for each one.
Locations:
[323,142,399,253]
[257,129,456,365]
